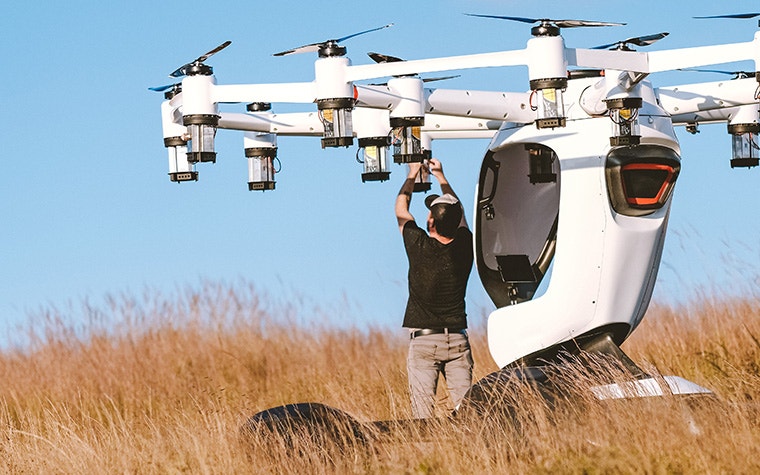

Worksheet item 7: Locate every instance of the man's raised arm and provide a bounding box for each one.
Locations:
[429,158,468,229]
[395,162,422,233]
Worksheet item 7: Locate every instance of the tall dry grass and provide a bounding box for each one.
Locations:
[0,281,758,473]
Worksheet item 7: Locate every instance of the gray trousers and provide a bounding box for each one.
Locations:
[407,332,473,419]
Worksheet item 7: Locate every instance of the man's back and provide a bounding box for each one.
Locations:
[402,221,473,329]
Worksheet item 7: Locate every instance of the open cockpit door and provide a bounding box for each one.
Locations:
[475,143,561,308]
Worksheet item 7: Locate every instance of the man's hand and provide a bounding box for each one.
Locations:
[407,161,424,179]
[429,158,458,200]
[428,158,444,180]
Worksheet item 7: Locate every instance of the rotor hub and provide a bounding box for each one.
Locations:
[319,41,347,58]
[186,62,213,76]
[531,23,560,37]
[164,85,181,100]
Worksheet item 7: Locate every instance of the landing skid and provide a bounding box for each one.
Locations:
[460,332,713,418]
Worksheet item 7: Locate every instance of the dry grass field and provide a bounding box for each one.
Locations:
[0,281,758,473]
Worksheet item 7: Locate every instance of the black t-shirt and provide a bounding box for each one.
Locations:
[402,221,474,329]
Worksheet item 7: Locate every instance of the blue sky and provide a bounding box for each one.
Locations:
[2,1,759,345]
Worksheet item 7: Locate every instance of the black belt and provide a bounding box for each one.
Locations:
[410,328,467,339]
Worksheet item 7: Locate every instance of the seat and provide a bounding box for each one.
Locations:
[495,254,537,284]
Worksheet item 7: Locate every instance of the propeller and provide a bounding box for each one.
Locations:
[169,40,232,78]
[273,24,393,57]
[693,13,760,19]
[367,52,403,64]
[677,68,754,79]
[148,83,180,93]
[148,83,182,99]
[464,13,624,29]
[592,32,669,51]
[366,52,460,84]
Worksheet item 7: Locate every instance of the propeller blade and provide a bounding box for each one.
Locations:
[273,43,322,57]
[464,13,624,28]
[464,13,538,24]
[366,51,458,82]
[169,65,189,78]
[337,23,393,43]
[368,51,404,63]
[678,68,753,79]
[196,40,232,63]
[274,24,393,57]
[169,40,232,78]
[628,32,669,46]
[422,75,460,83]
[592,42,615,51]
[679,68,732,74]
[593,32,669,50]
[555,19,625,28]
[694,13,760,19]
[148,84,178,92]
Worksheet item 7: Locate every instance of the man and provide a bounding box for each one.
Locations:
[395,158,474,419]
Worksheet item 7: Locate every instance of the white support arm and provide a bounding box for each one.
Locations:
[218,109,503,137]
[423,129,500,140]
[421,114,504,133]
[355,84,402,109]
[669,106,741,126]
[218,112,323,136]
[425,89,534,123]
[218,113,279,133]
[647,36,760,73]
[264,112,324,136]
[356,85,534,123]
[656,78,758,117]
[348,42,740,82]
